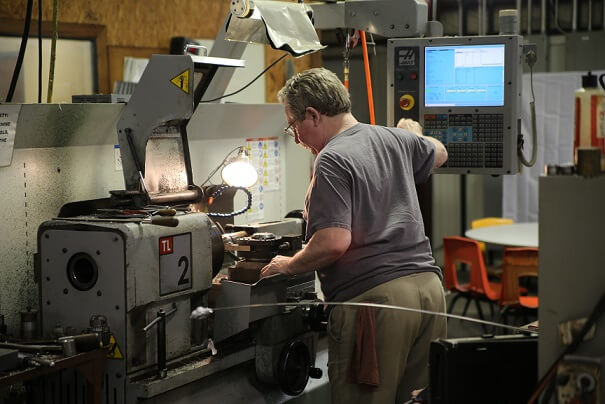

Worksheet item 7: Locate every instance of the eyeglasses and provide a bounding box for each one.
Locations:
[284,122,296,137]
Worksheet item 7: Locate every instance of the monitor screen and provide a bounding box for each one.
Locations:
[424,44,505,107]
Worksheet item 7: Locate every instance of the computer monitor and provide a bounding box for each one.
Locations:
[387,36,523,175]
[424,44,505,108]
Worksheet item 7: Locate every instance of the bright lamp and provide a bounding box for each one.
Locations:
[220,147,258,188]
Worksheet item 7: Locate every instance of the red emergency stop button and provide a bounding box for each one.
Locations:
[399,94,415,111]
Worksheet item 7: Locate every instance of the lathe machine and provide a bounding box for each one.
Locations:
[32,52,324,403]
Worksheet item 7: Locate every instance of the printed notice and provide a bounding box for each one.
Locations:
[246,182,265,222]
[246,137,280,191]
[0,105,21,167]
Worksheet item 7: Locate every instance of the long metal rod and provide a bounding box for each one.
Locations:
[540,0,547,33]
[482,0,487,34]
[517,0,523,33]
[202,301,537,335]
[572,0,578,32]
[432,0,438,21]
[588,0,592,31]
[527,0,532,34]
[149,189,202,204]
[477,0,483,35]
[458,0,464,36]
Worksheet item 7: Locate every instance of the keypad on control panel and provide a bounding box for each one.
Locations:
[423,113,504,169]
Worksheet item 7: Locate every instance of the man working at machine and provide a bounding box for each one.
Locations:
[261,67,448,403]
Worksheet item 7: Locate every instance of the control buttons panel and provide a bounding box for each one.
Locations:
[424,113,505,169]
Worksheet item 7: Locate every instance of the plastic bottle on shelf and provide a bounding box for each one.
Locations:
[574,71,605,171]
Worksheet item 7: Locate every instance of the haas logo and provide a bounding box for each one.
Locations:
[399,49,416,66]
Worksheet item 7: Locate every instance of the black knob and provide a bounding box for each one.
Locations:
[309,367,322,379]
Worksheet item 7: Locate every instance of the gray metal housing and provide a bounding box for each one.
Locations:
[310,0,429,38]
[538,175,605,384]
[387,35,523,175]
[38,212,214,401]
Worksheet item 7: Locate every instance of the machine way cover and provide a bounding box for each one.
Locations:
[226,1,325,56]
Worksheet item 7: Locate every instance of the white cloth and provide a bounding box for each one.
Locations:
[502,70,605,222]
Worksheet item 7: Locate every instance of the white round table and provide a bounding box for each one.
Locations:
[464,222,538,248]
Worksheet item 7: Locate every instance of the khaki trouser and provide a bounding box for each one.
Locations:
[327,272,447,404]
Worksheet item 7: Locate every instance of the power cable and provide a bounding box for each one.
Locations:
[201,54,288,103]
[38,0,42,103]
[5,0,34,103]
[519,49,538,168]
[46,0,59,103]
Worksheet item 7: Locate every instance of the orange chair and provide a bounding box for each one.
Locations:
[471,217,514,276]
[496,248,539,326]
[443,237,472,316]
[443,237,502,324]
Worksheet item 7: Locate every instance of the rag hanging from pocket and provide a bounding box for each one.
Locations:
[347,305,380,387]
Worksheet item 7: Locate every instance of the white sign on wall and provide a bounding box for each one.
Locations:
[0,105,21,167]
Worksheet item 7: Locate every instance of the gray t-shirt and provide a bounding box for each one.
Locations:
[304,122,441,302]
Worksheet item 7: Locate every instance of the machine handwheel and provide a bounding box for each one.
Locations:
[276,339,311,396]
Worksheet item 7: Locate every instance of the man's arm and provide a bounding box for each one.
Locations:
[260,227,351,277]
[397,118,448,168]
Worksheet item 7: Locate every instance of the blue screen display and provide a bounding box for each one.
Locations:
[424,44,505,107]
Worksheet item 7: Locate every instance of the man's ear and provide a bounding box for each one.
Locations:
[305,107,321,125]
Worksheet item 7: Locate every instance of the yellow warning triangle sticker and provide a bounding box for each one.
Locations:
[107,334,124,359]
[170,70,190,94]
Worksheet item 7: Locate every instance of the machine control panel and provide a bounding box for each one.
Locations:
[424,113,504,168]
[387,36,523,175]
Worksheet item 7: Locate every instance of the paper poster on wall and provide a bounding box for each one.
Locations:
[246,137,280,192]
[246,182,265,222]
[0,105,21,167]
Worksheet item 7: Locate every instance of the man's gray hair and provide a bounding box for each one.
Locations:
[277,67,351,121]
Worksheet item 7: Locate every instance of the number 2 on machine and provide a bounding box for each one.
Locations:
[159,233,193,295]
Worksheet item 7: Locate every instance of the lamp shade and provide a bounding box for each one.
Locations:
[221,149,258,188]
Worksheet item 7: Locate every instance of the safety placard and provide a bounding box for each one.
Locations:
[159,233,192,295]
[170,69,190,94]
[107,335,124,359]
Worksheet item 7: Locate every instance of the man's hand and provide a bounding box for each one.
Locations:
[261,255,292,278]
[397,118,423,136]
[260,227,351,279]
[397,117,447,168]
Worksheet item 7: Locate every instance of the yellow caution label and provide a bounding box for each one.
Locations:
[107,335,124,359]
[170,70,190,94]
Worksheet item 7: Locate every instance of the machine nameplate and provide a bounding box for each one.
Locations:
[159,233,193,295]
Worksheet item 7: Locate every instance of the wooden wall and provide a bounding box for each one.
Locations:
[0,0,321,100]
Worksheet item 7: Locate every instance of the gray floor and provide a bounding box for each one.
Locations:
[445,288,538,339]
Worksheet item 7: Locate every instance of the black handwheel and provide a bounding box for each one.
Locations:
[276,339,311,396]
